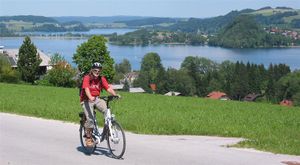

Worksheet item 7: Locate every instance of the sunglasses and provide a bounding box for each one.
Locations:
[92,69,101,73]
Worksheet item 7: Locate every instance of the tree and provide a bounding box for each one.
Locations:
[219,61,235,97]
[181,56,218,96]
[17,36,42,83]
[46,61,76,87]
[165,68,196,96]
[266,64,276,102]
[0,54,20,83]
[50,53,65,65]
[275,70,300,105]
[123,79,130,92]
[134,52,165,93]
[231,62,249,100]
[73,35,115,81]
[115,59,131,74]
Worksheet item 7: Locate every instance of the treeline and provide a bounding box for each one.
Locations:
[24,23,89,32]
[109,14,297,47]
[255,11,298,25]
[109,29,206,45]
[132,53,300,106]
[0,15,58,23]
[0,23,16,37]
[116,17,179,27]
[162,10,250,33]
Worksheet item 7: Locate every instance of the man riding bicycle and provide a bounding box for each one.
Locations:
[80,62,119,147]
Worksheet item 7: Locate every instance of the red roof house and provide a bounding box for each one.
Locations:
[207,91,230,100]
[280,99,293,107]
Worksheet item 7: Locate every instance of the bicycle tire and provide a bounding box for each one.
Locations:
[107,121,126,159]
[79,125,96,154]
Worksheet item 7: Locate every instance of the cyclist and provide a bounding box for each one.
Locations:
[80,62,118,147]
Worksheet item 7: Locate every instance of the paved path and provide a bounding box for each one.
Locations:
[0,113,299,165]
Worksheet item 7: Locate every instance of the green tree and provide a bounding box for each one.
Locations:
[0,54,20,83]
[134,52,165,93]
[17,36,42,83]
[231,62,249,100]
[266,64,276,102]
[219,61,235,97]
[73,35,115,81]
[115,59,131,74]
[46,61,76,87]
[165,68,196,96]
[275,70,300,105]
[181,56,218,96]
[50,53,65,65]
[123,79,130,92]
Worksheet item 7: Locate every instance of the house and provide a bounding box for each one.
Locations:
[0,46,4,53]
[111,84,124,90]
[207,91,230,100]
[243,93,261,102]
[164,91,181,96]
[280,99,293,107]
[122,72,139,85]
[129,87,145,93]
[2,48,52,75]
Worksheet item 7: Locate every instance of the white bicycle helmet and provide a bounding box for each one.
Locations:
[92,62,102,69]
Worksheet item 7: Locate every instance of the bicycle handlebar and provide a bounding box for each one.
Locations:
[99,95,120,102]
[99,95,120,108]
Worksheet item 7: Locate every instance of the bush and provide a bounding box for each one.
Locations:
[46,61,76,87]
[0,54,20,83]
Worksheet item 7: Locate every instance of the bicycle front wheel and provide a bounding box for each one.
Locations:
[79,125,96,154]
[107,121,126,159]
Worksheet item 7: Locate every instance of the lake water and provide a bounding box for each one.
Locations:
[1,35,300,70]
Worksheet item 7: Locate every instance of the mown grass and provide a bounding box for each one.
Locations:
[0,83,299,155]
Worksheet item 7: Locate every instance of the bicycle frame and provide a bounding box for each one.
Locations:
[91,103,118,144]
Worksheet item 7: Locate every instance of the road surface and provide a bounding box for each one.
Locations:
[0,113,299,165]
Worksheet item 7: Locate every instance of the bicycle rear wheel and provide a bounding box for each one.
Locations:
[79,125,96,154]
[107,121,126,159]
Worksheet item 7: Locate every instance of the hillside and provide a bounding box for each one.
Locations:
[0,83,299,155]
[208,15,294,48]
[117,7,300,33]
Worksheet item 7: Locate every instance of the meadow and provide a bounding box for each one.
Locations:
[0,83,299,155]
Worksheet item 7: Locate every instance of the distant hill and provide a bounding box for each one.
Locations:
[0,15,58,23]
[1,7,299,35]
[115,17,184,27]
[52,16,150,23]
[208,15,293,48]
[161,9,254,33]
[117,7,300,33]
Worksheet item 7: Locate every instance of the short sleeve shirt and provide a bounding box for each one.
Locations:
[80,75,109,102]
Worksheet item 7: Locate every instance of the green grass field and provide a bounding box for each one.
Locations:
[0,83,299,155]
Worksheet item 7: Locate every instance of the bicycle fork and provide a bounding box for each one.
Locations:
[105,109,120,143]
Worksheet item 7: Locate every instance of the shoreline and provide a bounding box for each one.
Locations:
[1,36,300,48]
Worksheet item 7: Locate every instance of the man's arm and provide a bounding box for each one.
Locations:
[107,86,117,96]
[85,88,95,101]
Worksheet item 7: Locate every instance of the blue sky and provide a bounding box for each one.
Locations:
[0,0,299,18]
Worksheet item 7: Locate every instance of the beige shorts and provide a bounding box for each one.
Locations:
[81,97,107,129]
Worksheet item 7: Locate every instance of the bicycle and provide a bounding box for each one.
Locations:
[78,95,126,159]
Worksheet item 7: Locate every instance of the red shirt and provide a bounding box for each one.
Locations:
[80,75,109,102]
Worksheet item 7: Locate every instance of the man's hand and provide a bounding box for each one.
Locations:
[89,96,96,102]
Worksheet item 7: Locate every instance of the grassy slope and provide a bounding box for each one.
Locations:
[0,83,299,155]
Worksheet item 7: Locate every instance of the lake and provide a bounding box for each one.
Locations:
[1,34,300,71]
